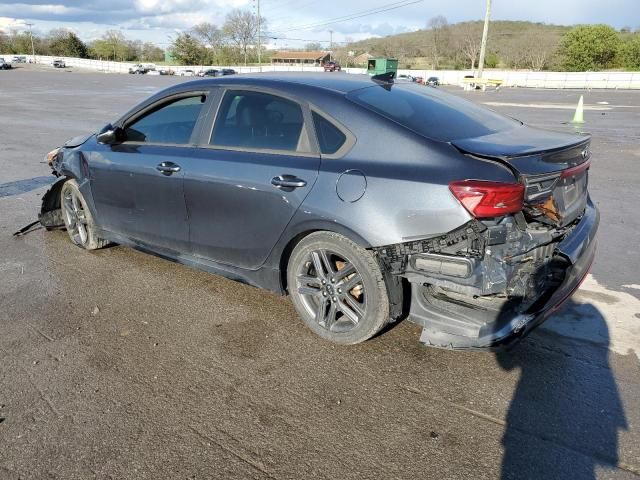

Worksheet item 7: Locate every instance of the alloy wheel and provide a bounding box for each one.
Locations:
[295,249,366,332]
[62,187,89,246]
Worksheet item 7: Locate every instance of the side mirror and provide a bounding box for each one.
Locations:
[96,126,125,144]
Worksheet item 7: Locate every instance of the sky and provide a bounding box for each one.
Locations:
[0,0,639,49]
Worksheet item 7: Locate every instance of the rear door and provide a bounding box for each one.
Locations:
[181,88,321,269]
[90,92,211,252]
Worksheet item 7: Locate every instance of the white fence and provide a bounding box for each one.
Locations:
[394,69,640,90]
[6,54,640,89]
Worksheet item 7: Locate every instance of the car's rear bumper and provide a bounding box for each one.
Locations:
[412,198,599,350]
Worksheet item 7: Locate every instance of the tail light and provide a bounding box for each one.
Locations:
[560,159,591,179]
[449,180,524,218]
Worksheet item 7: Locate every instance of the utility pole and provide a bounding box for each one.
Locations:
[257,0,262,71]
[25,22,36,63]
[329,30,333,61]
[477,0,491,79]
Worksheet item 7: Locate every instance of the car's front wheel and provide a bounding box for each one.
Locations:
[287,231,390,344]
[60,179,108,250]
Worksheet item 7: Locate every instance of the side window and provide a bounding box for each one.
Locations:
[125,95,206,144]
[312,112,347,155]
[211,91,305,152]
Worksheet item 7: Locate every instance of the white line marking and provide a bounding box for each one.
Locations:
[541,275,640,356]
[483,101,611,110]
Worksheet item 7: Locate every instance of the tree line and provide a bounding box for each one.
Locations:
[169,9,266,65]
[344,20,640,71]
[2,15,639,71]
[0,9,264,65]
[0,28,164,62]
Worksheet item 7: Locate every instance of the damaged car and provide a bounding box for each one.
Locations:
[38,73,598,348]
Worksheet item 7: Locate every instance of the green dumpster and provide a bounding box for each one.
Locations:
[366,57,398,77]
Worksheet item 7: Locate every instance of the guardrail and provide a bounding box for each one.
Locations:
[4,54,640,89]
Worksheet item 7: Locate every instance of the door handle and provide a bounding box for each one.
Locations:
[156,161,181,175]
[271,175,307,189]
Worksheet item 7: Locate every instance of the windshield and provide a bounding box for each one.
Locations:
[347,83,520,142]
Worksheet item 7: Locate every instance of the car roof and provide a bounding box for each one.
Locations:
[174,72,377,95]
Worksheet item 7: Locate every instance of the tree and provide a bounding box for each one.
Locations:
[193,22,224,61]
[88,30,129,60]
[103,30,127,60]
[0,30,9,53]
[620,33,640,70]
[523,31,558,71]
[223,9,265,65]
[498,33,529,69]
[47,30,88,58]
[455,22,482,69]
[170,33,205,65]
[88,40,113,59]
[7,31,35,55]
[562,25,621,71]
[140,42,165,62]
[305,42,322,51]
[427,15,449,69]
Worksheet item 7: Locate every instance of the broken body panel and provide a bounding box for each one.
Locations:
[378,133,597,348]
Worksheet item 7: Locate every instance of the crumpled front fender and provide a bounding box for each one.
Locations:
[39,178,66,229]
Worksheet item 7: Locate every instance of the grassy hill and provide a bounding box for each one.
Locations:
[335,21,572,70]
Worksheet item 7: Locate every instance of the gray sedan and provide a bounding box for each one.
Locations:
[39,73,598,349]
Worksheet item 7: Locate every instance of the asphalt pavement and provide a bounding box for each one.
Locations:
[0,65,638,479]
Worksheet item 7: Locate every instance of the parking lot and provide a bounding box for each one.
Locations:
[1,66,639,479]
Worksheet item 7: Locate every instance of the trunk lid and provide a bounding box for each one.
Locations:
[451,125,591,227]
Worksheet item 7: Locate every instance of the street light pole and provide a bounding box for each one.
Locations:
[477,0,491,79]
[329,30,333,62]
[25,22,36,63]
[257,0,262,71]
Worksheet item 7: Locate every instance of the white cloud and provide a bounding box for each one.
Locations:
[0,16,28,29]
[1,0,639,46]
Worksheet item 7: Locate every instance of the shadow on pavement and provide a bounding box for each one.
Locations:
[497,299,628,479]
[0,176,54,198]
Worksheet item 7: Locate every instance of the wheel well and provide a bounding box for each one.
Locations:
[38,177,67,229]
[279,230,321,294]
[278,228,408,321]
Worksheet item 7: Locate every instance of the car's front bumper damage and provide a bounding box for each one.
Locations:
[376,199,599,350]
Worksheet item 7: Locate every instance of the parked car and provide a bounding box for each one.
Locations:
[397,74,414,82]
[426,76,440,86]
[201,69,219,77]
[39,73,598,349]
[147,70,161,76]
[0,57,12,70]
[53,59,66,68]
[221,68,237,76]
[323,61,341,72]
[128,64,148,74]
[11,56,26,63]
[158,68,174,76]
[179,69,195,77]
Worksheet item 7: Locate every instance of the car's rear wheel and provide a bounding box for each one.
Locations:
[287,232,390,344]
[60,179,108,250]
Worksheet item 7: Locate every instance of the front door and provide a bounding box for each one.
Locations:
[89,94,209,252]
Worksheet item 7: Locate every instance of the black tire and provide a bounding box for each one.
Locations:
[287,231,390,344]
[60,179,109,250]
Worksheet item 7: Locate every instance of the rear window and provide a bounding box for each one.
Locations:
[347,84,520,141]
